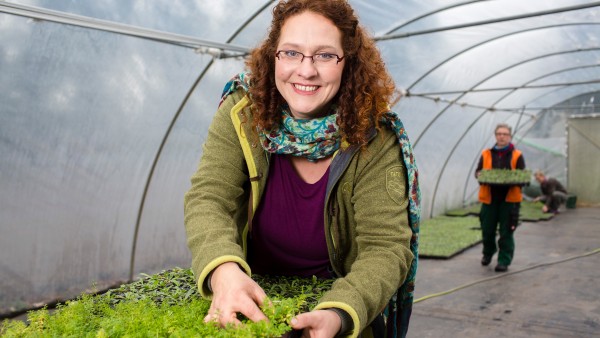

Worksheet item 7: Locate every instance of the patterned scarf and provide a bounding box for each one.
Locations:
[220,72,340,162]
[259,107,340,162]
[220,72,421,335]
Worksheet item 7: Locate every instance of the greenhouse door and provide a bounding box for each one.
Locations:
[567,115,600,206]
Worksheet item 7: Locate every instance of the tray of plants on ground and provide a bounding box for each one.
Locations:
[477,168,532,186]
[0,268,334,337]
[418,215,482,258]
[519,200,554,221]
[445,203,482,217]
[445,201,553,222]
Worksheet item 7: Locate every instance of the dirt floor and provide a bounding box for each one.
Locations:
[410,206,600,337]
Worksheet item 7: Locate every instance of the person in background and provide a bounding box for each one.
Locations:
[533,170,567,214]
[184,1,421,337]
[475,123,525,272]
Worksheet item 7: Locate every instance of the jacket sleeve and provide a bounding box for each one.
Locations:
[475,155,484,178]
[184,90,252,298]
[315,128,413,335]
[516,152,525,170]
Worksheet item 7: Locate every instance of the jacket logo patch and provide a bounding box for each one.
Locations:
[386,166,405,204]
[342,181,352,194]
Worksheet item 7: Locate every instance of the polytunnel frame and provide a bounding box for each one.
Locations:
[377,1,600,40]
[401,22,600,147]
[460,85,600,203]
[389,21,600,216]
[421,45,600,217]
[3,1,598,224]
[453,62,600,206]
[460,62,600,204]
[2,0,599,269]
[381,0,490,35]
[3,0,600,321]
[0,2,251,54]
[373,2,600,217]
[129,1,274,280]
[1,0,278,281]
[410,45,600,216]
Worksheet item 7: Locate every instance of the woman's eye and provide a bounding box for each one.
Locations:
[284,50,300,57]
[315,53,336,61]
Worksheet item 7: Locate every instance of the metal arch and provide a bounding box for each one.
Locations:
[460,85,600,202]
[423,53,600,217]
[380,0,490,35]
[409,23,600,147]
[129,1,275,280]
[0,2,252,54]
[376,2,600,40]
[412,48,600,96]
[458,73,600,212]
[443,63,600,216]
[416,53,599,212]
[412,79,600,96]
[394,34,600,215]
[460,86,600,205]
[228,0,276,45]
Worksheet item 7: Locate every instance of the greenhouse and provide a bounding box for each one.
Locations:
[1,0,599,336]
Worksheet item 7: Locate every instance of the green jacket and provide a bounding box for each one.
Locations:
[184,89,414,337]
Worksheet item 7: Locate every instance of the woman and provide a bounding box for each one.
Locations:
[184,1,420,337]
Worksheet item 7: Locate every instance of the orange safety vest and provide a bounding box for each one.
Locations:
[478,148,523,204]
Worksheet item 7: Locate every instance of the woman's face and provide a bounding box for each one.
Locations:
[275,11,345,119]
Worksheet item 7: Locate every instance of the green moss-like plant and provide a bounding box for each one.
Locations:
[419,215,482,258]
[520,200,554,221]
[444,201,554,222]
[478,169,532,185]
[445,203,482,217]
[1,269,334,337]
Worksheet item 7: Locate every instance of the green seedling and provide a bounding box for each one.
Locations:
[1,269,334,337]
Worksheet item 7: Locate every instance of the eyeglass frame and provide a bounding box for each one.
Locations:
[275,50,345,65]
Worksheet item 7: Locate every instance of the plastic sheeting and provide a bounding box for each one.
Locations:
[568,114,600,205]
[1,0,599,315]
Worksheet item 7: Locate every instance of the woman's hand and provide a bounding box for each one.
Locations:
[291,309,342,338]
[204,262,268,327]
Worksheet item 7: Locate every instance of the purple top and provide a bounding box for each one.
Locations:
[248,154,331,278]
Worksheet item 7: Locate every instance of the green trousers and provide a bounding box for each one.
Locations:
[480,201,518,266]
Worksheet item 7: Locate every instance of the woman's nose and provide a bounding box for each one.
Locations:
[295,57,318,77]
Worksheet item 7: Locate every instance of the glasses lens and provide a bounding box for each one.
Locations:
[277,50,341,66]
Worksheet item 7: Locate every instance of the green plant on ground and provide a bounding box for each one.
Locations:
[419,215,482,258]
[477,168,532,185]
[445,201,554,222]
[446,203,481,217]
[1,269,334,337]
[520,200,554,221]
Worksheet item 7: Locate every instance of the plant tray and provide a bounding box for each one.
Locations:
[477,168,531,185]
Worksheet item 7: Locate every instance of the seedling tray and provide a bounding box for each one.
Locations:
[478,168,531,185]
[0,269,334,337]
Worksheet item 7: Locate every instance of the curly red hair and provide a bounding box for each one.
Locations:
[246,0,399,147]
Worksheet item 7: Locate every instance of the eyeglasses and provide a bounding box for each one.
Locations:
[495,132,511,136]
[275,50,344,66]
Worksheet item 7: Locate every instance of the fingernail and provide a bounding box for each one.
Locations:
[291,317,298,325]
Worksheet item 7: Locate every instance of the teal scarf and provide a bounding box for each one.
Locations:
[220,72,340,162]
[258,106,340,162]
